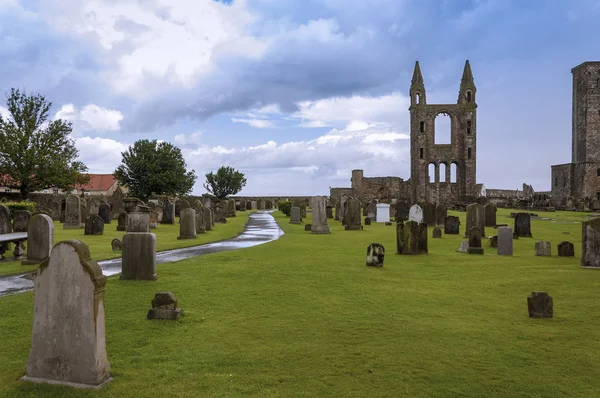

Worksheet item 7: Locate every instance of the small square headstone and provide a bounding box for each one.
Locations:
[527,292,553,318]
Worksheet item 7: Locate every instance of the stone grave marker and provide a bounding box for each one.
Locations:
[311,196,331,234]
[290,207,302,224]
[423,203,436,226]
[408,204,423,223]
[111,238,122,251]
[497,226,513,255]
[535,241,551,256]
[366,202,376,219]
[457,240,469,253]
[204,206,213,231]
[49,201,60,221]
[344,198,362,230]
[466,203,485,237]
[80,203,88,226]
[432,226,442,238]
[121,201,156,280]
[84,215,104,235]
[558,241,574,257]
[88,198,102,216]
[484,203,497,227]
[21,214,54,265]
[13,210,31,233]
[98,204,111,224]
[366,243,385,267]
[63,195,81,229]
[397,221,428,255]
[527,292,553,318]
[147,292,182,320]
[514,213,532,237]
[582,217,600,268]
[364,217,371,226]
[161,198,176,224]
[178,208,197,240]
[444,216,460,235]
[116,211,127,231]
[435,205,447,226]
[467,226,484,254]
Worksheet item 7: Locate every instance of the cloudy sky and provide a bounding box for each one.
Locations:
[0,0,599,195]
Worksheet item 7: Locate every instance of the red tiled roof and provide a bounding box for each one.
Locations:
[77,174,117,191]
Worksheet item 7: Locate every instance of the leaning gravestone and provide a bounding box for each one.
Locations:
[310,196,331,234]
[84,215,104,236]
[147,292,182,320]
[22,240,111,388]
[344,198,363,230]
[466,203,485,237]
[582,217,600,268]
[444,216,460,235]
[178,208,197,240]
[535,241,551,256]
[558,241,574,257]
[63,195,81,229]
[98,204,111,224]
[289,207,302,224]
[497,226,513,256]
[527,292,553,318]
[514,213,532,237]
[13,210,31,233]
[484,203,497,227]
[408,204,423,223]
[121,199,157,280]
[467,226,484,254]
[366,243,385,267]
[21,214,54,265]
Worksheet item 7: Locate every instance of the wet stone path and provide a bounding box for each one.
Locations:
[0,211,283,297]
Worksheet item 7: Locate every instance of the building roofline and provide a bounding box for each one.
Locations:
[571,61,600,73]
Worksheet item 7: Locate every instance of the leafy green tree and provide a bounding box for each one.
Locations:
[114,139,197,200]
[0,88,89,199]
[204,166,247,199]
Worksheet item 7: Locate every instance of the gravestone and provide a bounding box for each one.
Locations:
[84,215,104,236]
[367,202,376,220]
[116,211,127,231]
[111,238,122,251]
[0,204,12,253]
[224,199,236,218]
[265,200,273,210]
[235,201,241,211]
[484,203,497,227]
[80,203,88,226]
[49,201,61,221]
[195,208,206,234]
[364,217,371,226]
[251,201,257,209]
[149,211,159,229]
[334,203,340,221]
[467,226,484,254]
[22,240,111,388]
[290,207,302,224]
[435,205,447,226]
[527,292,553,318]
[489,235,498,248]
[457,240,469,253]
[111,186,125,218]
[375,203,390,223]
[535,241,551,256]
[432,226,442,238]
[395,200,410,222]
[514,213,532,237]
[246,201,252,211]
[582,217,600,268]
[98,204,111,224]
[558,241,574,257]
[161,199,176,224]
[147,292,183,320]
[203,206,213,231]
[466,203,485,237]
[444,216,460,235]
[344,198,363,230]
[339,197,347,225]
[178,208,197,240]
[408,204,423,223]
[88,198,102,216]
[121,200,157,280]
[497,226,513,256]
[326,206,333,219]
[305,224,312,231]
[63,195,81,229]
[397,221,428,255]
[366,243,385,267]
[21,214,54,265]
[423,203,436,226]
[310,196,331,234]
[13,210,31,233]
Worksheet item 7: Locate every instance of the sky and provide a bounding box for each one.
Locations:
[0,0,599,196]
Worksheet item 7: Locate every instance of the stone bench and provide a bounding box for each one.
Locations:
[0,232,28,260]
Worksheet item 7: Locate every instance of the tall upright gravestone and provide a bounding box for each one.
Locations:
[121,199,157,280]
[344,198,362,230]
[98,204,111,224]
[22,214,54,265]
[484,203,497,227]
[49,201,61,221]
[13,210,31,233]
[178,208,197,240]
[63,195,81,229]
[466,203,485,237]
[423,203,436,226]
[582,217,600,268]
[397,221,428,254]
[161,198,176,224]
[514,213,532,237]
[22,240,111,388]
[311,196,331,234]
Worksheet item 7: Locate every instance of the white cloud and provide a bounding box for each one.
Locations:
[75,136,129,173]
[55,104,123,135]
[231,118,273,128]
[0,106,9,120]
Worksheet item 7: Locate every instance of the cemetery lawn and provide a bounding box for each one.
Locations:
[2,208,600,397]
[0,211,253,277]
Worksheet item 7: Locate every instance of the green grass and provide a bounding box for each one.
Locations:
[1,208,600,397]
[0,211,253,277]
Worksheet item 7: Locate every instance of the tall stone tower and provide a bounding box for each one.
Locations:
[551,62,600,203]
[409,60,478,204]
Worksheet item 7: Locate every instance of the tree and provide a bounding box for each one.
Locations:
[204,166,247,199]
[113,139,197,200]
[0,88,89,199]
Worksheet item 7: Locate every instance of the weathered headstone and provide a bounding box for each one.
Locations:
[98,204,111,224]
[111,186,125,218]
[535,241,551,256]
[84,214,104,236]
[121,200,157,280]
[80,203,88,226]
[408,204,423,223]
[147,292,182,320]
[527,292,553,318]
[435,205,447,226]
[326,206,333,219]
[484,203,497,227]
[466,203,485,237]
[395,200,410,222]
[178,208,197,239]
[22,240,111,388]
[310,196,331,234]
[558,241,574,257]
[0,204,12,254]
[290,207,302,224]
[149,211,159,229]
[304,224,312,231]
[582,217,600,268]
[203,206,213,231]
[265,200,273,210]
[224,199,236,218]
[423,203,436,226]
[116,211,127,231]
[21,214,54,265]
[49,201,61,221]
[111,238,122,251]
[364,217,371,226]
[161,198,176,224]
[246,201,252,211]
[397,221,428,255]
[444,216,460,235]
[375,203,390,223]
[366,202,376,220]
[467,226,484,254]
[497,226,513,256]
[366,243,385,267]
[489,235,498,248]
[195,207,206,234]
[88,198,102,216]
[63,195,81,229]
[514,213,532,237]
[13,210,31,233]
[432,226,442,238]
[457,240,469,253]
[344,198,363,230]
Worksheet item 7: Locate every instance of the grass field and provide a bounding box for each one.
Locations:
[0,211,253,277]
[1,208,599,397]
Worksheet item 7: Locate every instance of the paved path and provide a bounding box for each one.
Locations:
[0,211,283,297]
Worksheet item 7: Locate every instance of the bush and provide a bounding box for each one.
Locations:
[277,200,292,216]
[2,201,37,214]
